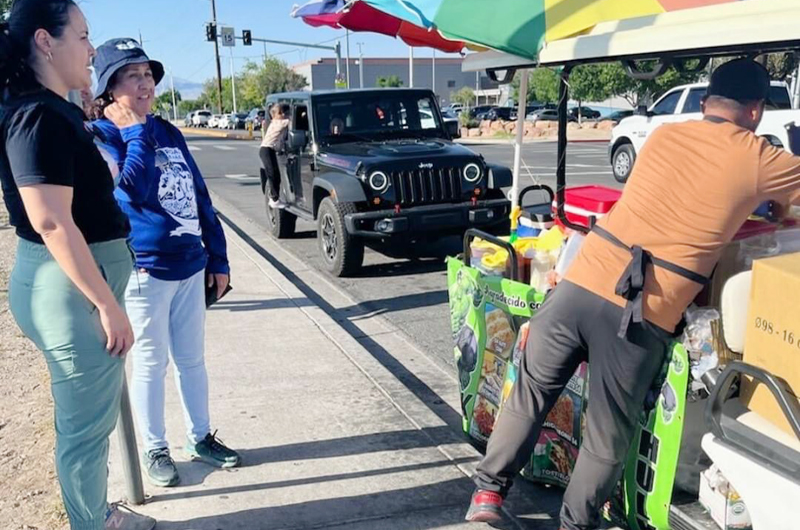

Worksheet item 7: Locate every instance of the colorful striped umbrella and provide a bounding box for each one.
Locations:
[291,0,469,54]
[362,0,747,59]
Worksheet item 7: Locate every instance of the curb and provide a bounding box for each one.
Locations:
[177,127,261,141]
[456,137,610,146]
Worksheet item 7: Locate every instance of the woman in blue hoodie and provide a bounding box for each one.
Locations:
[92,39,239,488]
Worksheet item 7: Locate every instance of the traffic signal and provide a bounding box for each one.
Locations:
[243,30,252,46]
[205,23,217,42]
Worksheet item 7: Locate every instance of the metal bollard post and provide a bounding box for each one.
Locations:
[117,375,145,505]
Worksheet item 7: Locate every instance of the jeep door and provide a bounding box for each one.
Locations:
[285,99,314,213]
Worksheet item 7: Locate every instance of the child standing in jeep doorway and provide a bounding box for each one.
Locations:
[92,38,241,488]
[259,104,291,208]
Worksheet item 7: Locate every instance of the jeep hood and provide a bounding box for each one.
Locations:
[319,139,478,163]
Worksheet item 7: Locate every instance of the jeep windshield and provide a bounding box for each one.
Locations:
[314,92,445,144]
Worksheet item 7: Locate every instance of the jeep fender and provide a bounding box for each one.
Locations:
[486,163,512,190]
[313,173,368,217]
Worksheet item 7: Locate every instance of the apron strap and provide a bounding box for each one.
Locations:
[592,225,709,338]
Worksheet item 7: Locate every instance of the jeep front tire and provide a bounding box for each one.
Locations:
[264,193,296,239]
[317,197,364,277]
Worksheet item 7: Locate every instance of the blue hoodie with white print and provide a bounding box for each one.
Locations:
[93,116,229,281]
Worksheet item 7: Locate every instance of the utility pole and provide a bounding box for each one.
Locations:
[210,0,224,114]
[263,41,268,64]
[169,68,178,122]
[357,42,364,88]
[229,47,237,114]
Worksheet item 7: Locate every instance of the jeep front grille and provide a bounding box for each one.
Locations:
[390,167,463,206]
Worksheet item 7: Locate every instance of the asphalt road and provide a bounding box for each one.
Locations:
[188,135,618,367]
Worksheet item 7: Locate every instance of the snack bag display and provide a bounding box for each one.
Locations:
[523,363,589,487]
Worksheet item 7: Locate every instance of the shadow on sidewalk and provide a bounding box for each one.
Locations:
[149,456,479,504]
[238,426,463,466]
[149,477,543,530]
[337,291,449,320]
[209,297,314,312]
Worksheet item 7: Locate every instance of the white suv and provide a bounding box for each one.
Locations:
[609,81,798,182]
[192,110,212,127]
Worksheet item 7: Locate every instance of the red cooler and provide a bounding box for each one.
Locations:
[552,185,622,229]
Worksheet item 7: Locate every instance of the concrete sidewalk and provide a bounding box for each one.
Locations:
[106,218,567,529]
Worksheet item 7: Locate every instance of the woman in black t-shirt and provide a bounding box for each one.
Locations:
[0,2,154,529]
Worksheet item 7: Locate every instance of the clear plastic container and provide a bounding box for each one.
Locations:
[554,232,586,277]
[530,249,554,292]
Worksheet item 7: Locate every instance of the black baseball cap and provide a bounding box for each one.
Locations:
[706,58,770,103]
[93,38,164,97]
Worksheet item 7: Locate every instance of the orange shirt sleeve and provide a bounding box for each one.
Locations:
[757,138,800,200]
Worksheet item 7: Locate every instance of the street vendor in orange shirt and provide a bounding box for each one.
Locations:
[466,59,800,529]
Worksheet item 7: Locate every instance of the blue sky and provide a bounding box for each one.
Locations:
[80,0,457,84]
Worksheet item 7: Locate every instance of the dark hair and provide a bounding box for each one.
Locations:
[92,70,119,117]
[0,0,77,96]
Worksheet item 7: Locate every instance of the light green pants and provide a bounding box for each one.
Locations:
[9,238,133,530]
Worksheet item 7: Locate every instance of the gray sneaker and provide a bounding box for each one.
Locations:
[143,447,180,487]
[105,503,156,530]
[185,431,241,468]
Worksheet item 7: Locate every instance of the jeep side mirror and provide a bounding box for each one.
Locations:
[445,120,460,139]
[287,130,308,150]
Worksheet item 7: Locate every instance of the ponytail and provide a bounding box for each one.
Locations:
[1,0,76,97]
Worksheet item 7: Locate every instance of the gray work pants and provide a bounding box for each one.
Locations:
[474,280,672,530]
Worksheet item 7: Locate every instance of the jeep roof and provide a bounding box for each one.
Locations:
[267,88,437,101]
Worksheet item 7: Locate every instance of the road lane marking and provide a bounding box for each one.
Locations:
[213,145,237,151]
[224,174,259,181]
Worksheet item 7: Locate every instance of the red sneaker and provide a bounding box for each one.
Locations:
[465,489,503,523]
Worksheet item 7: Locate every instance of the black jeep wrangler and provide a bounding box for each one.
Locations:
[262,88,511,276]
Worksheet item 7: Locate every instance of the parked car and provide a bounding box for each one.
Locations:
[569,106,601,120]
[526,108,577,122]
[609,80,797,183]
[484,107,517,121]
[208,114,224,128]
[192,110,212,127]
[439,109,461,136]
[219,112,248,130]
[262,88,512,276]
[447,103,464,115]
[246,108,266,130]
[184,111,196,127]
[605,109,634,123]
[470,105,497,119]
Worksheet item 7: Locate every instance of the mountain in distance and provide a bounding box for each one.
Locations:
[157,77,203,100]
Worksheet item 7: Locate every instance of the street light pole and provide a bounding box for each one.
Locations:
[210,0,224,114]
[432,49,436,94]
[357,42,364,88]
[169,68,178,122]
[409,45,414,88]
[345,29,351,89]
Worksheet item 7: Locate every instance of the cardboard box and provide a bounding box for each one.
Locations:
[741,253,800,436]
[699,467,752,530]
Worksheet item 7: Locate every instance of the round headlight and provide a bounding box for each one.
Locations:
[369,171,389,193]
[464,163,482,183]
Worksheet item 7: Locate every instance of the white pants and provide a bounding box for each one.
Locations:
[126,269,210,452]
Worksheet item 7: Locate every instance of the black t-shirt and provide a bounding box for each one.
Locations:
[0,89,130,244]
